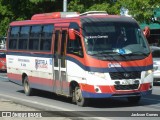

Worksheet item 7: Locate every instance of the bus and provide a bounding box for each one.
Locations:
[6,11,153,106]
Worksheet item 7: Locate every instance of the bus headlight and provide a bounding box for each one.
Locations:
[145,70,153,77]
[88,72,105,79]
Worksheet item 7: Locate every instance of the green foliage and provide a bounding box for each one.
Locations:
[116,0,155,23]
[0,0,61,36]
[29,0,55,4]
[68,0,85,13]
[0,17,10,36]
[87,3,110,11]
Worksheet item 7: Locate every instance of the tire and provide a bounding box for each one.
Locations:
[74,86,88,107]
[127,96,141,104]
[23,76,33,96]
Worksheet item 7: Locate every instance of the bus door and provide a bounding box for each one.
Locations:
[54,28,68,95]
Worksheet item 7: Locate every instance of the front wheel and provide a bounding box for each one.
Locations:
[23,76,33,96]
[127,96,141,104]
[74,86,88,107]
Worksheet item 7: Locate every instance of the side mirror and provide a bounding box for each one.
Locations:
[69,29,76,40]
[143,26,150,38]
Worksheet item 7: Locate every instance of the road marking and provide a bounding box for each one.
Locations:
[0,76,111,119]
[0,93,111,120]
[0,93,71,111]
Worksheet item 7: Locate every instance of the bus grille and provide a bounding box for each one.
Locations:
[114,84,139,90]
[109,72,141,80]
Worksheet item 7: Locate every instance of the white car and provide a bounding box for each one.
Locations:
[150,46,160,83]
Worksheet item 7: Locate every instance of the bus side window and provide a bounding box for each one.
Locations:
[54,30,60,67]
[9,26,20,50]
[29,25,41,50]
[40,24,53,51]
[67,34,83,57]
[9,39,17,49]
[19,26,30,50]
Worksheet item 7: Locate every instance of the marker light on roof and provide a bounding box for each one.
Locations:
[31,12,79,20]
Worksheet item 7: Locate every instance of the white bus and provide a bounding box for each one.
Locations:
[6,11,153,106]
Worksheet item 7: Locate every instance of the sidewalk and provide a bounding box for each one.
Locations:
[0,98,72,120]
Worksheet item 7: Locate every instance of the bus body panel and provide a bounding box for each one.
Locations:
[6,12,153,104]
[66,54,153,98]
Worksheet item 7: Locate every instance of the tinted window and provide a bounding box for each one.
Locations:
[30,26,41,37]
[54,30,60,54]
[10,27,20,38]
[42,25,54,38]
[61,30,67,68]
[67,34,83,57]
[9,26,20,49]
[29,25,42,50]
[40,25,54,51]
[20,26,30,37]
[19,26,30,50]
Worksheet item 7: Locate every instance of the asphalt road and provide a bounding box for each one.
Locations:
[0,72,160,120]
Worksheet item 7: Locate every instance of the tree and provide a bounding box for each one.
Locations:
[68,0,160,23]
[116,0,160,23]
[0,0,61,36]
[29,0,62,12]
[0,0,36,36]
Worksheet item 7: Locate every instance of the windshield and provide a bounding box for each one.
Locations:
[82,21,150,61]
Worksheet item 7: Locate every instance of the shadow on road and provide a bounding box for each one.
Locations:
[17,89,73,104]
[17,89,160,108]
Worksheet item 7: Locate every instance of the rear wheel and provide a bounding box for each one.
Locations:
[74,86,88,107]
[23,76,33,96]
[127,96,141,104]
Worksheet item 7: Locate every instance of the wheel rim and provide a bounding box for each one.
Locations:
[24,80,29,93]
[75,88,82,102]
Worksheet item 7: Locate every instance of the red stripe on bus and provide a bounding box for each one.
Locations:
[68,53,153,68]
[80,83,151,94]
[29,76,54,87]
[7,73,21,81]
[7,72,69,88]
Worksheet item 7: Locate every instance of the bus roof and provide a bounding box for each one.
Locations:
[9,11,136,26]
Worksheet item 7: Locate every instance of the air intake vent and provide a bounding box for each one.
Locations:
[109,71,141,80]
[114,84,139,90]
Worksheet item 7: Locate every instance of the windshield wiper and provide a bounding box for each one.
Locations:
[89,51,127,59]
[89,51,117,55]
[127,51,150,56]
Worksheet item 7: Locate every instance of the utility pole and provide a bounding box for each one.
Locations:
[63,0,67,12]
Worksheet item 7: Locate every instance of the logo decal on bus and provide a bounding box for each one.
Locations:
[108,63,121,68]
[35,59,48,70]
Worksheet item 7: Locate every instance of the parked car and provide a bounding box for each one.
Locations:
[150,46,160,83]
[0,50,6,72]
[0,36,6,49]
